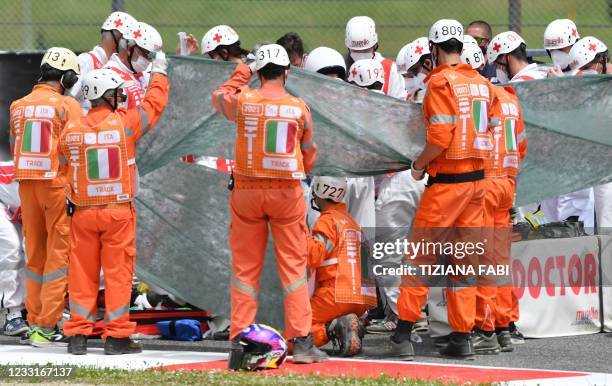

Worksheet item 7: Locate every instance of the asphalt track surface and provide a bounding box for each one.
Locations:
[1,331,610,373]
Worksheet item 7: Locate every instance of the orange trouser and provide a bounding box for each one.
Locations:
[476,178,514,331]
[310,285,368,347]
[19,178,70,329]
[63,206,136,339]
[229,185,311,340]
[397,179,485,333]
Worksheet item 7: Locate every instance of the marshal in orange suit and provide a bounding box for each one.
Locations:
[9,47,82,347]
[61,53,169,355]
[212,44,328,367]
[307,176,376,357]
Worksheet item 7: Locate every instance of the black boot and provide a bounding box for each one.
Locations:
[385,320,414,360]
[472,330,500,355]
[227,339,247,371]
[496,329,515,352]
[439,332,475,358]
[104,337,143,355]
[292,334,329,363]
[67,334,87,355]
[326,313,362,357]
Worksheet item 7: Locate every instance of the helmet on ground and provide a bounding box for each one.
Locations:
[543,19,579,50]
[254,43,290,71]
[232,324,288,371]
[569,36,608,70]
[304,46,347,78]
[345,16,378,50]
[461,41,484,69]
[312,176,348,203]
[404,37,430,71]
[41,47,80,74]
[429,19,464,44]
[201,25,239,54]
[130,22,163,53]
[82,69,124,100]
[101,11,137,37]
[487,31,525,63]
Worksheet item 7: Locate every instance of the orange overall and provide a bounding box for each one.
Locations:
[308,202,376,347]
[212,63,317,340]
[477,86,527,330]
[61,73,169,339]
[396,64,495,333]
[9,84,82,329]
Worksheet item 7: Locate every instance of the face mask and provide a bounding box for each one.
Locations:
[131,54,151,73]
[496,68,510,83]
[350,51,374,61]
[404,72,426,94]
[551,50,571,70]
[580,69,599,75]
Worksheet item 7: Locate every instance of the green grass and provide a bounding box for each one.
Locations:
[0,0,610,59]
[0,365,490,385]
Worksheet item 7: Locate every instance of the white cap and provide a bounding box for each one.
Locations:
[569,36,608,70]
[101,12,138,37]
[429,19,464,44]
[254,44,290,71]
[312,176,348,202]
[345,16,378,50]
[404,37,430,71]
[487,31,526,63]
[82,69,124,100]
[544,19,580,50]
[201,25,239,54]
[41,47,80,74]
[461,42,485,69]
[347,59,385,87]
[304,46,346,76]
[130,22,163,53]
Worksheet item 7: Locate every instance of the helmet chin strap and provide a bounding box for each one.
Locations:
[310,197,321,212]
[127,46,138,74]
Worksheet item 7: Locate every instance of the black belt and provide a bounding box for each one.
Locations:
[426,169,484,186]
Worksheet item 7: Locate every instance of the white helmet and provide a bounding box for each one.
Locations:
[41,47,80,74]
[487,31,526,63]
[348,59,385,87]
[130,22,163,53]
[543,19,580,50]
[345,16,378,50]
[463,34,479,47]
[461,41,484,69]
[569,36,608,70]
[254,44,290,71]
[312,176,348,203]
[81,69,124,100]
[304,47,347,77]
[101,11,137,37]
[429,19,464,44]
[201,25,239,54]
[395,43,411,74]
[404,37,430,71]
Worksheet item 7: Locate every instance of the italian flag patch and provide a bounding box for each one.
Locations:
[472,100,488,133]
[87,147,120,180]
[22,120,51,153]
[265,121,297,154]
[505,119,517,151]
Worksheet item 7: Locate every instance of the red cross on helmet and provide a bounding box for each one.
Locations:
[101,11,137,38]
[569,36,608,70]
[201,25,239,55]
[487,31,526,64]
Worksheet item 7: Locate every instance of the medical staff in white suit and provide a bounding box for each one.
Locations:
[0,161,27,336]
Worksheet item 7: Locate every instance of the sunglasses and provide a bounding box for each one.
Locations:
[472,36,489,45]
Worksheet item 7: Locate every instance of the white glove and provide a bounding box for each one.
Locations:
[411,160,425,181]
[247,60,257,74]
[151,51,168,75]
